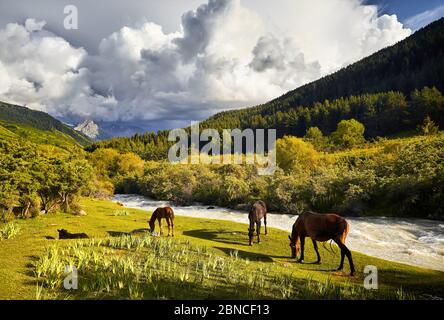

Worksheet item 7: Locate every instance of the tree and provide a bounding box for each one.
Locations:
[276,136,319,172]
[304,127,327,149]
[117,153,145,176]
[418,116,439,136]
[331,119,366,148]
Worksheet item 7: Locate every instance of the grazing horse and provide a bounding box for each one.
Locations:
[148,207,175,237]
[288,211,355,276]
[248,200,268,246]
[57,229,89,239]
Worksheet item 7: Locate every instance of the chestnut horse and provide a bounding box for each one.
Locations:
[248,200,268,246]
[288,211,355,276]
[148,207,175,237]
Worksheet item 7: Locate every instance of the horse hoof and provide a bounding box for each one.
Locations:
[297,260,303,264]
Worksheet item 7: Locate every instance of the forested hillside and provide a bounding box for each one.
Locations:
[0,101,91,146]
[201,18,444,135]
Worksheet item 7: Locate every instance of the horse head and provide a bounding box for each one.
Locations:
[248,227,255,243]
[148,219,155,233]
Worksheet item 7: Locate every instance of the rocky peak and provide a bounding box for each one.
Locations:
[74,119,100,139]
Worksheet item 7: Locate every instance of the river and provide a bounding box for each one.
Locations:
[113,194,444,272]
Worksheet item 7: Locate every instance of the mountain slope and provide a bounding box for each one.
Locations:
[201,18,444,135]
[0,101,91,146]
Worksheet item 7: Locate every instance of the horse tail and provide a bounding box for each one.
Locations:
[322,240,336,255]
[325,217,349,255]
[341,220,350,244]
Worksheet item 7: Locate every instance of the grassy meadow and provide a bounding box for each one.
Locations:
[0,198,443,300]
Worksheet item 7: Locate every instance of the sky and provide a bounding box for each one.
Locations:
[0,0,443,134]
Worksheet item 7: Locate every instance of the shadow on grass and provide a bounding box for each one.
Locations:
[214,246,274,262]
[23,255,39,278]
[182,228,251,247]
[107,228,150,237]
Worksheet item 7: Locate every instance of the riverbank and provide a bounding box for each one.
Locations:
[113,194,444,272]
[0,197,443,299]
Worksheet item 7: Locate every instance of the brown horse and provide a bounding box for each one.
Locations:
[248,200,268,246]
[148,207,175,236]
[288,211,355,276]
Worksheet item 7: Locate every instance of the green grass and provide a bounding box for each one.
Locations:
[0,223,21,240]
[0,198,443,300]
[0,121,85,150]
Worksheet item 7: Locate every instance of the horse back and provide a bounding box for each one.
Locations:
[155,207,174,219]
[300,212,348,241]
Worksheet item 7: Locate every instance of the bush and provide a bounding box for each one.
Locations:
[276,136,319,172]
[0,223,20,240]
[331,119,366,148]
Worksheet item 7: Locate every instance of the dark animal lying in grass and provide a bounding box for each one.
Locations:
[57,229,89,239]
[148,207,175,236]
[289,211,355,276]
[248,200,268,246]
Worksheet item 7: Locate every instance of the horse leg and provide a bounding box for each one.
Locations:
[257,221,261,243]
[264,215,268,235]
[337,246,346,271]
[248,221,254,246]
[297,236,305,263]
[334,238,355,276]
[166,219,171,237]
[171,218,174,237]
[158,219,163,236]
[312,239,321,264]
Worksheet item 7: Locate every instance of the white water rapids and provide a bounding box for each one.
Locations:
[113,194,444,272]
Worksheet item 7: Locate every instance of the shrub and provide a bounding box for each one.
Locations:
[0,223,21,240]
[331,119,366,148]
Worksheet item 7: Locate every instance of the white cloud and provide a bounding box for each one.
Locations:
[0,0,412,130]
[405,5,444,31]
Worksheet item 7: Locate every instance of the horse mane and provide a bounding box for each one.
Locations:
[149,209,160,223]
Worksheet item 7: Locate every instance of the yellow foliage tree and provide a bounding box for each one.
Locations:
[276,136,319,172]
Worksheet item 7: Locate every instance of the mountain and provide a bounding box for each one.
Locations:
[0,101,91,147]
[74,119,100,140]
[200,18,444,136]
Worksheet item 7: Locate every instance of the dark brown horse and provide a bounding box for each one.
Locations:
[288,211,355,276]
[248,200,268,246]
[58,229,89,239]
[148,207,175,237]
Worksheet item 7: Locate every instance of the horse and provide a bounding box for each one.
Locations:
[248,200,268,246]
[288,211,355,276]
[148,207,175,237]
[57,229,89,239]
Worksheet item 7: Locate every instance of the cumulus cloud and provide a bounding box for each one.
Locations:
[0,0,412,131]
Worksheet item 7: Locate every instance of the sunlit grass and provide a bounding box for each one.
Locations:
[0,198,443,300]
[0,222,21,240]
